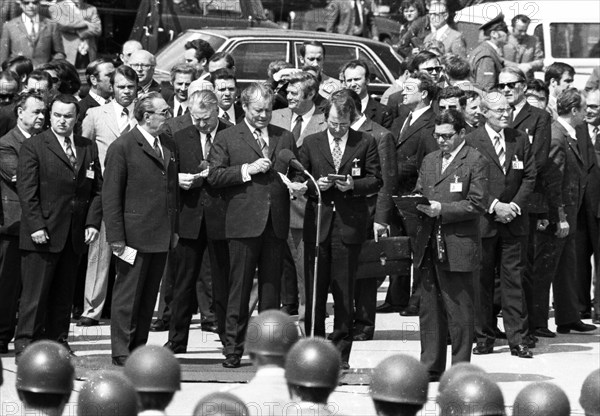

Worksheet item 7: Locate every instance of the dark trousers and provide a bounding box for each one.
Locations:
[475,234,528,347]
[0,235,20,344]
[224,219,284,356]
[155,252,175,325]
[523,214,539,331]
[575,206,599,314]
[281,240,299,307]
[208,238,230,346]
[419,254,474,378]
[532,230,580,327]
[15,238,82,353]
[111,251,167,358]
[383,274,411,307]
[353,278,377,337]
[304,213,360,362]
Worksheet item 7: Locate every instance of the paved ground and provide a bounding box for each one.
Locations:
[1,281,598,415]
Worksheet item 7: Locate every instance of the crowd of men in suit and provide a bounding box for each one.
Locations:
[0,1,599,386]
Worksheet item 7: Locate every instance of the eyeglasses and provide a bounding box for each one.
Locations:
[422,66,442,74]
[433,132,456,140]
[328,122,350,128]
[21,0,40,5]
[148,108,172,117]
[586,104,599,110]
[496,81,521,89]
[130,63,155,70]
[439,105,458,110]
[488,107,513,115]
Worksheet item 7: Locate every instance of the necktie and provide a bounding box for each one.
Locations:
[494,135,505,173]
[254,129,269,158]
[441,152,452,173]
[292,115,303,142]
[222,111,230,121]
[398,112,412,141]
[153,137,163,160]
[204,133,212,159]
[593,127,600,152]
[64,137,77,169]
[332,138,343,173]
[28,18,36,38]
[120,108,130,135]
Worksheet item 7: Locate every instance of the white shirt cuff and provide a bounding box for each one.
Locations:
[510,202,521,215]
[489,199,499,214]
[241,163,251,182]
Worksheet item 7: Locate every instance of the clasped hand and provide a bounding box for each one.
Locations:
[248,158,272,175]
[317,175,354,192]
[494,202,519,223]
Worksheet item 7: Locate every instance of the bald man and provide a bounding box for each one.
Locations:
[129,50,161,96]
[120,40,142,66]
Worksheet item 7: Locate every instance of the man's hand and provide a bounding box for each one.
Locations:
[317,176,334,191]
[110,240,126,256]
[197,168,210,178]
[537,219,549,231]
[84,227,99,244]
[287,181,308,197]
[31,229,49,244]
[555,220,569,238]
[373,222,389,242]
[493,202,519,223]
[248,158,272,175]
[335,175,354,192]
[417,201,442,218]
[178,173,196,190]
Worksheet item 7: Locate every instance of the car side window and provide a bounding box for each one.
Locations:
[229,41,289,80]
[550,23,600,58]
[321,44,359,78]
[358,50,387,84]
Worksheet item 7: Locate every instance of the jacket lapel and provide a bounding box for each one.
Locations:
[267,126,279,160]
[74,137,87,176]
[436,147,467,185]
[134,127,164,166]
[187,126,203,164]
[477,129,503,171]
[568,136,584,164]
[504,130,517,173]
[339,130,361,169]
[317,133,335,169]
[240,123,264,158]
[104,106,121,137]
[45,131,74,170]
[512,102,531,127]
[399,109,431,144]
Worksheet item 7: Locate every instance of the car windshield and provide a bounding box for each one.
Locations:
[155,32,227,75]
[550,23,600,58]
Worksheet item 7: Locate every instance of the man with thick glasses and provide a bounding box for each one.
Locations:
[129,49,161,97]
[0,0,65,67]
[465,91,536,359]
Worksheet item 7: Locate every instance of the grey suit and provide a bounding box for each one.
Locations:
[424,26,467,58]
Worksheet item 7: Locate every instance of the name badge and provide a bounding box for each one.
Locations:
[512,156,523,170]
[86,169,95,179]
[351,158,361,177]
[450,175,462,192]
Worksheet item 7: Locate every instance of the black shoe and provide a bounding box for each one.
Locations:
[340,361,350,371]
[77,317,99,327]
[0,342,8,354]
[580,311,592,320]
[223,354,241,368]
[201,322,219,334]
[280,304,299,315]
[510,344,533,358]
[533,327,556,338]
[593,315,600,325]
[72,306,83,320]
[556,320,597,334]
[112,356,127,366]
[376,303,403,313]
[523,336,536,349]
[353,332,373,341]
[493,327,507,339]
[149,319,168,332]
[472,342,494,355]
[163,341,187,354]
[399,305,419,316]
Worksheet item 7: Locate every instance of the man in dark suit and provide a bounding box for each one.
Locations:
[129,50,162,97]
[296,90,382,369]
[207,83,298,368]
[78,59,115,124]
[346,89,397,341]
[466,92,536,358]
[103,92,179,366]
[499,67,553,339]
[0,91,46,354]
[378,72,438,316]
[211,68,244,124]
[413,109,488,381]
[342,60,393,129]
[531,89,597,335]
[14,93,102,357]
[163,90,232,353]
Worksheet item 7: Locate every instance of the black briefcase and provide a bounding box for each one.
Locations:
[355,236,412,279]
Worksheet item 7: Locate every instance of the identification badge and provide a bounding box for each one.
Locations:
[86,170,95,179]
[512,156,523,170]
[351,158,361,177]
[450,175,462,192]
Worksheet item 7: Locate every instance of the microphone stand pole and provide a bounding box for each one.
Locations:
[303,170,322,338]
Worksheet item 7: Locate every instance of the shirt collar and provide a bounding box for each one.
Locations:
[22,14,39,25]
[297,104,315,123]
[328,129,348,145]
[485,123,505,142]
[557,117,578,140]
[113,100,134,115]
[17,125,32,139]
[360,95,369,113]
[435,24,449,40]
[411,105,431,124]
[444,139,466,160]
[137,124,159,147]
[201,126,218,140]
[513,99,527,119]
[486,40,501,54]
[88,90,107,105]
[351,114,367,130]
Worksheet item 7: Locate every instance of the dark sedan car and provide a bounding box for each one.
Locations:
[155,28,403,99]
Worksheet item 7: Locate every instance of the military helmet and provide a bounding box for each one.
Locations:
[580,368,600,416]
[77,370,138,416]
[438,362,486,394]
[370,354,429,405]
[437,373,505,416]
[16,340,74,394]
[193,392,249,416]
[512,382,569,416]
[245,309,300,357]
[285,337,341,389]
[124,345,181,393]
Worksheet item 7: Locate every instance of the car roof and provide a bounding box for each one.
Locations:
[455,0,600,25]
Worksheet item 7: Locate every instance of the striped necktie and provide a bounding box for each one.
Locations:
[64,137,77,169]
[254,129,269,158]
[494,135,505,173]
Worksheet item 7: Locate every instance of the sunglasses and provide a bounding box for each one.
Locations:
[422,66,443,74]
[497,81,521,89]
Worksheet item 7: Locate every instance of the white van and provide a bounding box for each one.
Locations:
[454,0,600,89]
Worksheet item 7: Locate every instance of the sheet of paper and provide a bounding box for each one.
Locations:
[115,246,137,265]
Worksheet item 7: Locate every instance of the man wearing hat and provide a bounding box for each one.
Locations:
[470,14,509,91]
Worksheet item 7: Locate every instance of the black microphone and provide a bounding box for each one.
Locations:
[278,149,306,172]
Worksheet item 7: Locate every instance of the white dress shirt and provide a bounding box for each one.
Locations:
[137,125,163,156]
[328,130,348,155]
[52,129,76,159]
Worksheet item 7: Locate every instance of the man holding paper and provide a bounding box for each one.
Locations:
[103,92,179,366]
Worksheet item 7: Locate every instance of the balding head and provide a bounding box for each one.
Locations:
[121,40,143,65]
[129,50,156,87]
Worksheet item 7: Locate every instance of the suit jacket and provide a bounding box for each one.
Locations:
[207,122,297,240]
[576,123,600,219]
[391,106,438,195]
[81,103,137,171]
[0,103,18,138]
[163,112,194,139]
[469,41,503,91]
[364,97,393,129]
[298,130,382,244]
[357,118,398,225]
[510,102,552,214]
[102,126,179,252]
[0,126,27,235]
[17,129,102,254]
[174,120,232,240]
[0,15,65,67]
[465,126,536,238]
[503,33,544,71]
[424,26,467,58]
[325,0,377,38]
[138,79,162,97]
[75,93,102,136]
[413,145,488,271]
